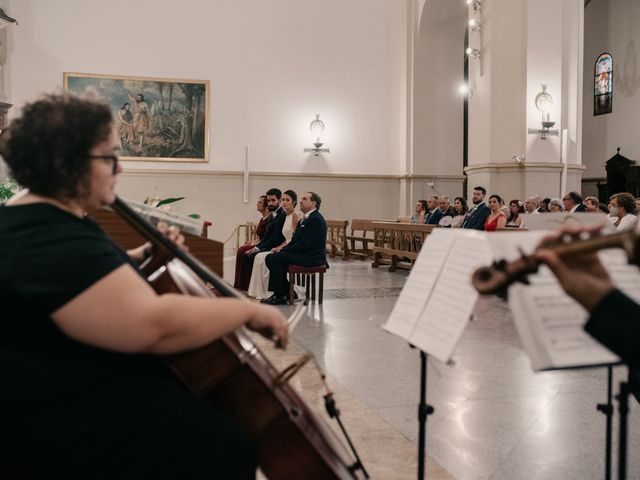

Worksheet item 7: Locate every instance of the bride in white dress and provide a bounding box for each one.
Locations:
[247,190,300,299]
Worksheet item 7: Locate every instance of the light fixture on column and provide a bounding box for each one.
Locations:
[527,84,559,140]
[468,18,481,32]
[458,84,473,97]
[303,114,330,156]
[466,47,481,59]
[466,0,482,13]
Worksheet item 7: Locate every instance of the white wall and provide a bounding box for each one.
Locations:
[6,0,405,176]
[4,0,410,241]
[582,0,640,179]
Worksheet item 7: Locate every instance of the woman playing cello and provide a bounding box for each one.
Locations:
[0,94,288,478]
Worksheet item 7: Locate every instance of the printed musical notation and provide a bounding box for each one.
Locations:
[383,230,491,363]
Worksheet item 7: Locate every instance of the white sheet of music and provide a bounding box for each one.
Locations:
[383,229,491,363]
[382,232,450,340]
[488,232,621,371]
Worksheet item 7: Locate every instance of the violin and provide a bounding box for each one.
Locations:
[110,197,368,479]
[471,229,640,295]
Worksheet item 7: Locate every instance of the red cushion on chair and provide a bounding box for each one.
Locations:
[288,264,327,274]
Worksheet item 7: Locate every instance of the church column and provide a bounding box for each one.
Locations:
[465,0,585,200]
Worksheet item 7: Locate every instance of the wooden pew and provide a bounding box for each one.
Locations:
[345,218,395,260]
[371,222,436,271]
[91,208,224,277]
[325,219,349,260]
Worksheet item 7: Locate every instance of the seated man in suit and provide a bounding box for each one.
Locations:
[430,195,455,227]
[235,187,286,290]
[462,186,491,230]
[425,195,439,224]
[562,191,586,213]
[262,192,327,305]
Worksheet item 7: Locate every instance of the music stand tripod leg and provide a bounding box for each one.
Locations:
[617,381,631,480]
[418,350,435,480]
[596,365,614,480]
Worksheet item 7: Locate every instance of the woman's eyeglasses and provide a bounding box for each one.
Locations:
[89,154,119,174]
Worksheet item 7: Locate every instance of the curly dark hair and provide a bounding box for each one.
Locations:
[0,94,113,199]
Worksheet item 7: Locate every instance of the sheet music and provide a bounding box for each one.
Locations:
[409,233,491,362]
[382,234,450,339]
[383,229,491,363]
[488,232,620,371]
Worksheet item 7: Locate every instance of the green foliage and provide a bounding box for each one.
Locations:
[0,180,17,202]
[155,197,185,207]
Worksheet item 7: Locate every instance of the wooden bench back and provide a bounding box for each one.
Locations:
[371,222,436,271]
[325,219,349,260]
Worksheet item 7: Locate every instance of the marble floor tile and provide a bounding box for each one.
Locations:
[224,255,640,479]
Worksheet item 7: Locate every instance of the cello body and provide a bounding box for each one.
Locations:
[111,197,359,479]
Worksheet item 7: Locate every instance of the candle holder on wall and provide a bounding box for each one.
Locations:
[527,84,559,140]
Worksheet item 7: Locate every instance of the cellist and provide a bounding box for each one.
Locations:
[0,94,288,478]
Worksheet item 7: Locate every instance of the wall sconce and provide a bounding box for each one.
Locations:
[458,84,473,97]
[466,47,481,59]
[303,114,330,156]
[468,19,481,32]
[466,0,482,13]
[527,84,559,140]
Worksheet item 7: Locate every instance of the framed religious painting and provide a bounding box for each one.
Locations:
[64,72,210,162]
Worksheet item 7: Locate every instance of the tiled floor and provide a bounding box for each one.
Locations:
[226,254,640,480]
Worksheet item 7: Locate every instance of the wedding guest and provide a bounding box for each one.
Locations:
[462,186,490,230]
[425,196,439,224]
[234,188,286,290]
[263,192,327,305]
[248,190,300,300]
[549,198,563,212]
[451,196,468,228]
[539,198,551,213]
[505,199,524,228]
[483,194,507,231]
[410,200,428,224]
[562,191,586,213]
[609,192,637,232]
[233,195,269,290]
[584,196,599,212]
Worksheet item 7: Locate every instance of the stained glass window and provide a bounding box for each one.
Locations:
[594,53,613,116]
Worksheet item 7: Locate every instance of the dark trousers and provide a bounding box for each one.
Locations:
[234,245,255,290]
[266,252,325,296]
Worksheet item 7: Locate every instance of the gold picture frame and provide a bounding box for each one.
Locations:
[64,72,210,163]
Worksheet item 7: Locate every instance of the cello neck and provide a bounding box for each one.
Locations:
[110,196,242,300]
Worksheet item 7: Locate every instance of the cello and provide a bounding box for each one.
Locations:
[110,197,368,479]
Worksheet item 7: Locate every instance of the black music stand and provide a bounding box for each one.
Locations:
[597,366,615,480]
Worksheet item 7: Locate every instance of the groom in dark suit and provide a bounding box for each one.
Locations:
[235,187,286,290]
[262,192,328,305]
[462,186,491,230]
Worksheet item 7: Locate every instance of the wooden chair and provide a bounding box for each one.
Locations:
[287,264,327,305]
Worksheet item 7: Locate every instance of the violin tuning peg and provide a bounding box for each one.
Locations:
[518,275,531,286]
[496,288,509,301]
[494,259,507,271]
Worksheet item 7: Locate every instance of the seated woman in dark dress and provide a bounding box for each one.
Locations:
[0,94,288,478]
